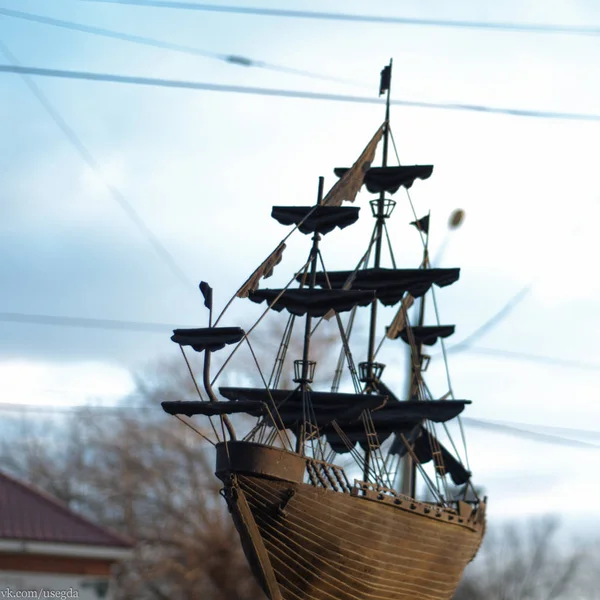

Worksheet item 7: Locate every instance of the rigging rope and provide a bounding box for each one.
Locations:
[388,126,471,475]
[245,338,293,451]
[210,257,312,387]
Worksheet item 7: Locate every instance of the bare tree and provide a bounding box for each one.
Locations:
[0,357,265,600]
[453,517,590,600]
[0,317,347,598]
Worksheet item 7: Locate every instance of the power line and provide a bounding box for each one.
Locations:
[0,42,193,289]
[6,309,596,376]
[444,286,532,354]
[461,346,600,371]
[2,310,597,374]
[0,7,368,88]
[0,311,175,333]
[2,64,600,122]
[82,1,600,37]
[0,401,597,448]
[461,417,599,449]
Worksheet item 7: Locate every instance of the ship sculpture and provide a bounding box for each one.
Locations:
[162,61,486,600]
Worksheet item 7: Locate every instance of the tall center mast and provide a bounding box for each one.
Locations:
[362,61,393,481]
[295,176,325,454]
[367,59,393,366]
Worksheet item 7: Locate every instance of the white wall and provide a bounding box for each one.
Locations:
[0,571,112,600]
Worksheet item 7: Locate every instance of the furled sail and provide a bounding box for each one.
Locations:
[385,294,415,339]
[310,267,460,306]
[271,206,360,235]
[236,242,286,299]
[321,124,385,207]
[171,327,245,352]
[247,288,375,317]
[333,165,433,194]
[391,325,456,345]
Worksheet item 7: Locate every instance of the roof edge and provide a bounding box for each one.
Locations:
[0,470,134,548]
[0,540,133,561]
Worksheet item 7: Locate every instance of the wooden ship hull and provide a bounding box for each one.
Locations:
[217,442,486,600]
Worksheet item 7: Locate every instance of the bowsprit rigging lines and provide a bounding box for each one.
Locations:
[1,64,600,122]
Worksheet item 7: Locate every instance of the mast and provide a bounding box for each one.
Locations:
[367,59,392,364]
[295,176,325,454]
[364,59,393,481]
[401,218,430,497]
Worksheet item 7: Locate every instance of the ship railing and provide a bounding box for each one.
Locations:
[352,481,462,514]
[306,459,353,494]
[351,480,415,504]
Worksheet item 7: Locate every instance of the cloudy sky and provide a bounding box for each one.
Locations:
[1,0,600,532]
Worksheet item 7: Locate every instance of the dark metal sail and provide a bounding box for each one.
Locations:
[271,205,360,235]
[333,165,433,194]
[247,288,375,317]
[391,325,456,345]
[164,388,387,430]
[325,400,470,453]
[171,327,245,352]
[309,267,460,305]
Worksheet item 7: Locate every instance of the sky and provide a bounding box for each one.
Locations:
[1,0,600,534]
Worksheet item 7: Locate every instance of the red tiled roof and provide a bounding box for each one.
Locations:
[0,470,132,548]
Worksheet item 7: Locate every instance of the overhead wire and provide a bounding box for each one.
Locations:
[2,64,600,122]
[444,286,532,354]
[0,42,194,289]
[4,310,599,372]
[1,400,598,443]
[460,417,600,449]
[82,1,600,37]
[0,311,174,332]
[463,346,600,371]
[0,7,369,88]
[440,193,600,356]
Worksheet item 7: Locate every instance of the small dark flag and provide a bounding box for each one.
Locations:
[410,215,430,235]
[199,281,213,310]
[379,64,391,96]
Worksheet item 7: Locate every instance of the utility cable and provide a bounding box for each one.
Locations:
[0,43,193,289]
[445,286,531,354]
[0,311,175,332]
[0,7,368,88]
[1,400,597,439]
[2,64,600,122]
[82,1,600,37]
[5,311,599,373]
[1,402,598,447]
[461,417,599,449]
[463,346,600,371]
